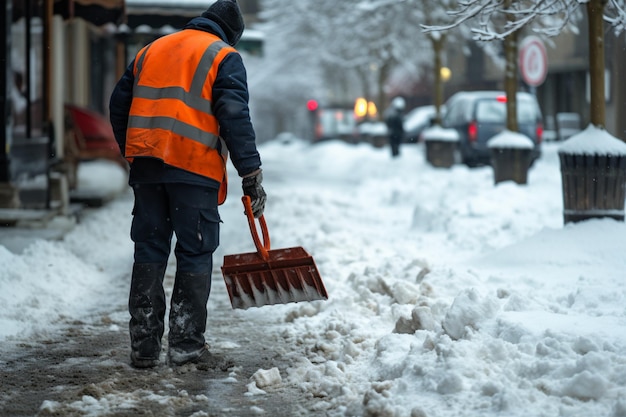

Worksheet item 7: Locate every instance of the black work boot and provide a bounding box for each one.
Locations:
[128,263,167,368]
[167,271,212,366]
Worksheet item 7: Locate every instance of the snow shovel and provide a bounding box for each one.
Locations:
[221,196,328,309]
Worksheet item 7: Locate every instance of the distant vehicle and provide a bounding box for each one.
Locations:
[441,91,543,166]
[312,107,358,143]
[556,112,582,141]
[403,105,443,143]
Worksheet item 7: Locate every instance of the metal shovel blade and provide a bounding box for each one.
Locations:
[222,246,328,309]
[221,196,328,309]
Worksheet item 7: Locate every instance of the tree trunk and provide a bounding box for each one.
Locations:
[432,34,446,126]
[377,62,389,121]
[504,0,519,132]
[587,0,606,128]
[612,28,626,141]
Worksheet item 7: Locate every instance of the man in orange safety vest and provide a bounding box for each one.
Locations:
[109,0,265,369]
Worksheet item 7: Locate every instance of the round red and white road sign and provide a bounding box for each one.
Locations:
[519,36,547,87]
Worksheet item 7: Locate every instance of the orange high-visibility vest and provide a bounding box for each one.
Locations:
[125,30,236,204]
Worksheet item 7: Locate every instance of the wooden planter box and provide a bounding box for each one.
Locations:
[371,135,387,148]
[559,152,626,223]
[425,140,457,168]
[490,147,532,185]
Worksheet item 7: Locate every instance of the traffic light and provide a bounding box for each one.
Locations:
[307,99,319,112]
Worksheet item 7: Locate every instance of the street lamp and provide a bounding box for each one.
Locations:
[354,97,368,119]
[441,66,451,82]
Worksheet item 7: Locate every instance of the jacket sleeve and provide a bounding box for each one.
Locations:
[109,61,135,155]
[212,52,262,177]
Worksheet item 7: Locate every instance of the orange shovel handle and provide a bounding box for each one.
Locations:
[242,196,270,261]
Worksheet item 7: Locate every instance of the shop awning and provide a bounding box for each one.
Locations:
[120,0,263,55]
[54,0,125,26]
[12,0,125,26]
[124,0,210,29]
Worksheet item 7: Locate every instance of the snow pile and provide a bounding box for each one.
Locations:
[559,124,626,155]
[246,368,283,396]
[487,130,534,149]
[422,125,460,142]
[2,133,626,416]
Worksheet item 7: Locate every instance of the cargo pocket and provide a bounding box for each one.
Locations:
[130,203,149,243]
[197,207,221,254]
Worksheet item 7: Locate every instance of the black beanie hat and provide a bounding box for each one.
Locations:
[201,0,245,46]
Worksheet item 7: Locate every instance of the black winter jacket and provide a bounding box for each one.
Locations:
[109,17,261,187]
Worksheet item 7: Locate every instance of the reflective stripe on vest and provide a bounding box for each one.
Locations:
[125,31,234,186]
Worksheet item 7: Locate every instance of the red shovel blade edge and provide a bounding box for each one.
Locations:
[221,246,328,310]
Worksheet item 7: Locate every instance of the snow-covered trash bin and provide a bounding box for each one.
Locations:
[422,125,459,168]
[558,125,626,224]
[487,131,534,185]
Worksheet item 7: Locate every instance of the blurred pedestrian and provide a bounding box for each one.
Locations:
[384,97,406,158]
[109,0,266,369]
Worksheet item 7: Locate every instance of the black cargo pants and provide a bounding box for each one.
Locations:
[129,183,220,358]
[131,182,220,271]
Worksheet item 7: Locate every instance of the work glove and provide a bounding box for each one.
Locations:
[242,170,266,218]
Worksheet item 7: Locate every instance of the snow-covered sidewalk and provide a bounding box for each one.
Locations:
[1,139,625,416]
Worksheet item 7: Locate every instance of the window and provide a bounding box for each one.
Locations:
[475,98,538,124]
[476,100,506,123]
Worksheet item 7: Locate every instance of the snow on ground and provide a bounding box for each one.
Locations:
[1,137,626,416]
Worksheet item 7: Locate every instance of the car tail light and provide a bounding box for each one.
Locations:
[496,95,507,103]
[468,121,478,142]
[536,123,543,144]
